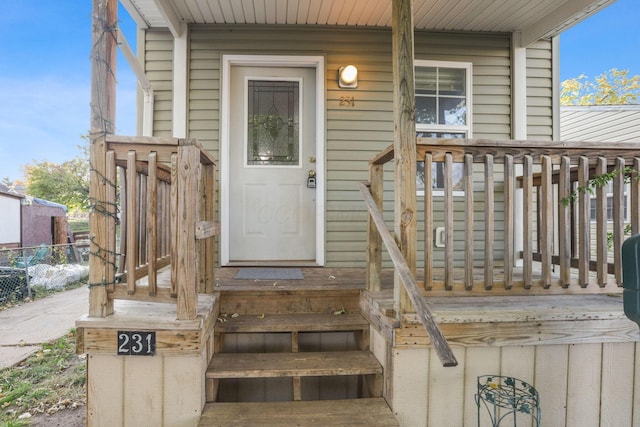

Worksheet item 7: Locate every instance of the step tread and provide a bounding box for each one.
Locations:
[198,398,399,426]
[207,350,381,379]
[216,312,368,333]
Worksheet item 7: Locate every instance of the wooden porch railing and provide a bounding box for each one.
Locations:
[89,135,217,320]
[364,138,640,297]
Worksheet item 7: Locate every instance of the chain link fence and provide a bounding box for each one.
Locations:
[0,243,89,305]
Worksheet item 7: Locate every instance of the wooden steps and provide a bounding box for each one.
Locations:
[198,398,399,426]
[216,312,369,333]
[200,288,398,426]
[207,350,381,379]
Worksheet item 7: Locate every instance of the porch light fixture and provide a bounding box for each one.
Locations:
[338,65,358,88]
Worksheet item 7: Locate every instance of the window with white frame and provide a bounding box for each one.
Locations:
[589,181,630,222]
[415,61,472,194]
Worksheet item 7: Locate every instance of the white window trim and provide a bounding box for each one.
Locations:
[415,60,472,197]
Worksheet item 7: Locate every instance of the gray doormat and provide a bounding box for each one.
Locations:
[233,267,304,280]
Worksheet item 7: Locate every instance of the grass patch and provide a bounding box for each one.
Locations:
[67,219,89,235]
[0,330,85,425]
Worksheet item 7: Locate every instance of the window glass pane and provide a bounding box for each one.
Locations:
[439,98,467,125]
[416,96,437,124]
[415,66,437,95]
[247,80,300,166]
[438,68,465,96]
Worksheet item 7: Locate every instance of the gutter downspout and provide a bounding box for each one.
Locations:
[117,27,154,136]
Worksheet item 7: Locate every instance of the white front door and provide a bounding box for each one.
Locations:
[227,65,317,264]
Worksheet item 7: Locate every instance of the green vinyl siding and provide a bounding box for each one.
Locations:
[526,39,554,140]
[144,25,541,267]
[144,30,174,136]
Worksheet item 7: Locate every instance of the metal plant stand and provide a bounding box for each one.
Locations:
[476,375,541,427]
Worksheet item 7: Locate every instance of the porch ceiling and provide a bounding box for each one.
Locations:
[120,0,614,46]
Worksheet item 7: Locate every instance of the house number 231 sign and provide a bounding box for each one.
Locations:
[117,331,156,356]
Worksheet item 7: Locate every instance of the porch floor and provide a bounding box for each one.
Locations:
[213,267,631,346]
[213,265,622,294]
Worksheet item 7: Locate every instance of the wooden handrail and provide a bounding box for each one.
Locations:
[359,182,458,367]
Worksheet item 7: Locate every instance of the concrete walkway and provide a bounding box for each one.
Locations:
[0,286,89,369]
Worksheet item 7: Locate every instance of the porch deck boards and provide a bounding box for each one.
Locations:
[363,288,626,322]
[198,398,399,427]
[361,287,635,348]
[214,266,623,291]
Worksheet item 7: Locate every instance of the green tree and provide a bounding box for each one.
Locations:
[24,150,89,211]
[560,68,640,106]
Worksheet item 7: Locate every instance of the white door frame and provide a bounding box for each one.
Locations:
[220,54,325,266]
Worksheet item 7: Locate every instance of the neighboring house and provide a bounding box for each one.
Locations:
[78,2,640,427]
[0,183,67,249]
[561,104,640,142]
[20,196,67,248]
[0,187,23,249]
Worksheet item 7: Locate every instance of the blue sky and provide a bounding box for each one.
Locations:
[0,2,136,182]
[0,0,638,182]
[560,0,640,81]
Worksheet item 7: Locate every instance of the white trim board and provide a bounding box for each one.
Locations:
[220,54,326,266]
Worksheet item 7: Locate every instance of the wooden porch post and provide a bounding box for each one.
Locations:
[176,143,201,320]
[392,0,417,314]
[88,0,117,317]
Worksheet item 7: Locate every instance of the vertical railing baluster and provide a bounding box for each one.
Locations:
[503,154,514,290]
[170,153,178,298]
[367,163,384,292]
[147,152,158,295]
[484,154,494,290]
[523,155,533,289]
[578,157,590,287]
[540,155,552,288]
[159,182,166,259]
[464,154,474,290]
[139,173,147,267]
[596,157,608,287]
[424,153,433,290]
[126,151,137,295]
[559,156,571,288]
[444,153,454,290]
[204,163,216,293]
[118,167,127,275]
[613,157,625,285]
[105,151,116,292]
